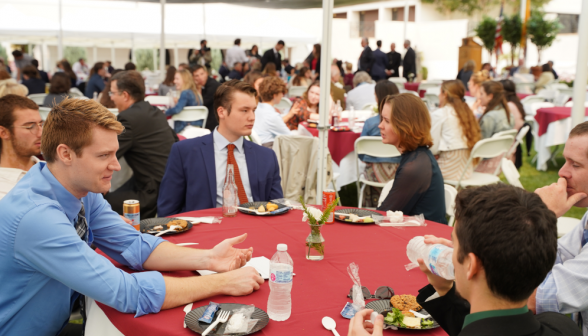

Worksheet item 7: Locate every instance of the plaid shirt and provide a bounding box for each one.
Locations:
[537,212,588,335]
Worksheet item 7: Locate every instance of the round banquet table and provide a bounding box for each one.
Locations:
[87,207,451,336]
[403,83,425,98]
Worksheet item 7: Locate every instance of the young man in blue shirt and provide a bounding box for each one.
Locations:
[0,98,263,336]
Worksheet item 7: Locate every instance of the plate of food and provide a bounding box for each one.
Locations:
[365,295,439,330]
[185,303,269,336]
[334,208,381,224]
[238,201,291,216]
[140,218,193,235]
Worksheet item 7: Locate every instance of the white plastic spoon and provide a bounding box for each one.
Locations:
[322,316,340,336]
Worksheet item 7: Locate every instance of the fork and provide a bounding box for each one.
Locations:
[202,310,230,336]
[154,225,181,237]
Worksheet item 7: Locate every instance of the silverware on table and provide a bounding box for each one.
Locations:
[202,310,231,336]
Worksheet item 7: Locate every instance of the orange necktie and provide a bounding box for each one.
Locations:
[226,144,249,204]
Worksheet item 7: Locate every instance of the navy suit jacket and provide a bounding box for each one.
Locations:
[371,49,388,81]
[157,133,283,216]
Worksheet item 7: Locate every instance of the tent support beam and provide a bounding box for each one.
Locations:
[160,0,166,79]
[572,0,588,127]
[58,0,63,60]
[316,0,334,203]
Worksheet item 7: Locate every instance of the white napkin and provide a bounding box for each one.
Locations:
[197,256,271,279]
[176,216,218,224]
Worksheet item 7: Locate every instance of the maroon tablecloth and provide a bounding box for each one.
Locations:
[403,83,425,98]
[96,207,451,336]
[535,107,588,136]
[299,122,361,165]
[517,93,532,100]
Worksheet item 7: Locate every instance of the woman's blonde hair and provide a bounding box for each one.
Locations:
[441,80,481,151]
[0,79,28,98]
[470,70,490,86]
[382,93,433,152]
[177,69,202,101]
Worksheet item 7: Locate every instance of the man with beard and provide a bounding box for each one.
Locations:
[0,94,42,200]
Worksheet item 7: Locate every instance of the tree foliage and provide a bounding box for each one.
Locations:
[475,16,497,57]
[421,0,550,15]
[63,47,87,66]
[527,9,561,64]
[502,14,522,66]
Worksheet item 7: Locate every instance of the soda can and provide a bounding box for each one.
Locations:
[123,200,141,230]
[323,189,336,224]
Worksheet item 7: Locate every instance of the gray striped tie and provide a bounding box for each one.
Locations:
[75,202,88,242]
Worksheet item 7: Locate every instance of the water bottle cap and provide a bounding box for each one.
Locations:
[277,244,287,251]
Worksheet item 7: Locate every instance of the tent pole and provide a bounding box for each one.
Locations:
[40,40,45,71]
[153,48,157,70]
[571,0,588,127]
[160,0,166,80]
[202,4,206,39]
[316,0,334,203]
[403,0,409,42]
[174,44,179,68]
[111,42,115,67]
[132,34,137,64]
[58,0,63,61]
[93,46,97,65]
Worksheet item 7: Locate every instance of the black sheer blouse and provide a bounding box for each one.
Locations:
[377,146,447,224]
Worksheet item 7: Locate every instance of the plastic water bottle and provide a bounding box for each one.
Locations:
[348,105,356,130]
[268,244,293,321]
[406,236,455,280]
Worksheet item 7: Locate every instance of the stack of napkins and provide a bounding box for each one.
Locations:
[197,256,270,279]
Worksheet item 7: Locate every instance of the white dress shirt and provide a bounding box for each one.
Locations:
[213,129,253,207]
[72,61,89,76]
[225,45,249,69]
[346,82,376,110]
[253,103,291,144]
[0,156,40,200]
[429,105,469,155]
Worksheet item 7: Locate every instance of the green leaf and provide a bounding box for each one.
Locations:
[527,9,562,64]
[475,16,497,55]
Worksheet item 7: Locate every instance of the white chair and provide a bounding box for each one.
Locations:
[38,107,51,121]
[388,77,407,84]
[68,87,84,97]
[557,217,580,238]
[355,136,401,208]
[445,135,514,189]
[520,95,545,106]
[361,103,377,111]
[171,106,208,129]
[377,179,394,208]
[274,97,292,114]
[515,82,536,94]
[492,129,518,139]
[444,184,458,227]
[28,93,46,105]
[425,87,441,95]
[145,95,172,106]
[248,129,262,145]
[564,101,588,108]
[537,88,558,102]
[107,108,119,116]
[418,80,443,92]
[501,158,524,188]
[524,102,554,118]
[288,86,307,98]
[424,93,439,110]
[403,90,420,97]
[180,126,211,139]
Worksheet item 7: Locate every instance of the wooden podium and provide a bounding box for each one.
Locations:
[458,37,482,72]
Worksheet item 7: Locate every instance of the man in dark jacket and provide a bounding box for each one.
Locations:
[261,40,285,73]
[358,38,374,74]
[192,65,221,132]
[106,70,179,218]
[402,40,417,81]
[371,40,388,81]
[386,43,402,78]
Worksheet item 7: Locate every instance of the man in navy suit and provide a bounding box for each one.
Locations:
[371,40,388,82]
[158,80,283,216]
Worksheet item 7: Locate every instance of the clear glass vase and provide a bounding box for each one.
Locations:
[306,223,325,261]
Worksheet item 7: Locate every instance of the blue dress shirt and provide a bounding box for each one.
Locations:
[358,115,402,164]
[0,163,166,336]
[213,129,253,207]
[165,90,204,133]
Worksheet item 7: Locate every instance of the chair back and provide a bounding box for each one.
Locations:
[145,95,172,106]
[361,103,377,111]
[288,86,307,98]
[444,184,458,227]
[354,137,401,158]
[470,135,514,160]
[537,88,558,101]
[388,77,406,84]
[68,87,84,97]
[38,107,51,121]
[524,102,554,117]
[249,130,262,145]
[501,158,523,188]
[180,126,211,139]
[108,108,119,116]
[557,217,581,238]
[171,106,208,127]
[378,179,394,208]
[404,90,420,97]
[274,98,293,114]
[564,101,588,108]
[492,129,518,138]
[424,93,439,110]
[28,93,46,105]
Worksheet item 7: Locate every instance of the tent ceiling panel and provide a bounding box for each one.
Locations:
[106,0,386,9]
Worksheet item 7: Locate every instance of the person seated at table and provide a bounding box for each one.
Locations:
[478,81,514,139]
[253,76,291,148]
[430,80,481,181]
[346,71,376,111]
[376,93,446,224]
[330,64,346,110]
[456,60,475,91]
[0,70,28,98]
[283,81,322,131]
[500,79,527,168]
[0,98,264,336]
[192,65,222,132]
[344,62,354,90]
[158,65,176,96]
[84,62,106,99]
[43,73,71,107]
[534,63,555,93]
[158,80,283,215]
[31,59,49,83]
[466,70,489,117]
[165,69,204,134]
[290,66,312,88]
[58,59,78,90]
[21,65,46,95]
[359,80,400,207]
[0,94,42,200]
[124,62,136,71]
[98,69,123,109]
[106,70,178,219]
[228,62,244,80]
[412,184,581,336]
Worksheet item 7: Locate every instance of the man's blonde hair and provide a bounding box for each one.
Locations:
[41,98,124,163]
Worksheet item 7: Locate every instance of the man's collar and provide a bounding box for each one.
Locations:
[463,306,528,329]
[40,162,83,223]
[213,128,244,152]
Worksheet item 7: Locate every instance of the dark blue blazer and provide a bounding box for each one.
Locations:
[157,133,283,216]
[371,49,388,81]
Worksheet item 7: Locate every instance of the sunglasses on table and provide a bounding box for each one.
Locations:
[347,286,395,300]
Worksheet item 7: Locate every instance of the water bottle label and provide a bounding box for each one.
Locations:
[124,212,140,226]
[428,245,446,277]
[270,270,292,284]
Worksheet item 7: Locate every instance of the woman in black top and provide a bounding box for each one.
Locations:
[21,65,46,95]
[377,93,447,224]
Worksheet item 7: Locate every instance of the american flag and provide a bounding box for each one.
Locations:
[495,1,504,56]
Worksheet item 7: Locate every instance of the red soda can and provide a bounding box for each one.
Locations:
[323,189,336,224]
